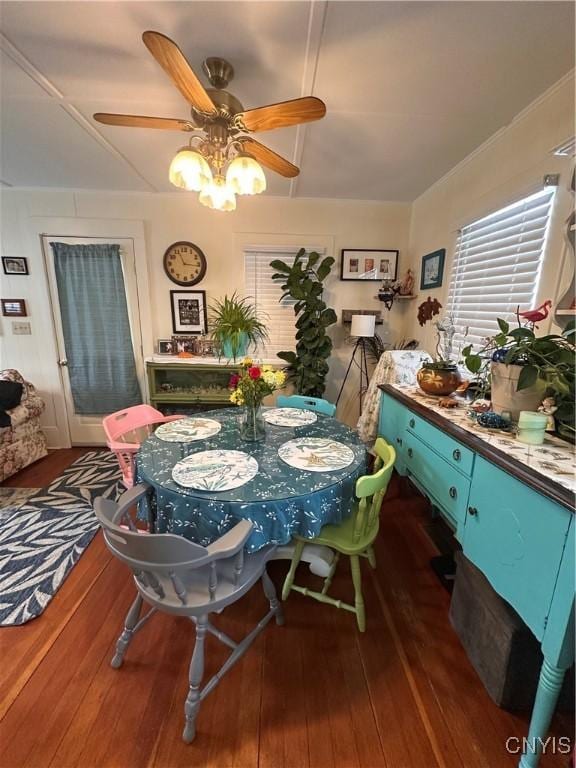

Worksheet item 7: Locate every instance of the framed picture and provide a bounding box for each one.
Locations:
[340,249,399,281]
[420,248,446,290]
[170,290,207,334]
[1,298,27,317]
[2,257,29,275]
[157,339,176,355]
[171,335,198,354]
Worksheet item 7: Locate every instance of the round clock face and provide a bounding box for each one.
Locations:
[163,241,207,286]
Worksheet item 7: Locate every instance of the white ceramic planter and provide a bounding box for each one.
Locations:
[490,362,544,421]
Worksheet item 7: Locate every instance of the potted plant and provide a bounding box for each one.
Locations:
[270,249,337,397]
[462,317,575,432]
[416,314,463,396]
[209,293,268,361]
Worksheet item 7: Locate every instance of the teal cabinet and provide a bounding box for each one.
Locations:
[378,385,575,768]
[463,455,571,640]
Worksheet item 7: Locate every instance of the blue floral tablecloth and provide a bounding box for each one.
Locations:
[136,408,367,552]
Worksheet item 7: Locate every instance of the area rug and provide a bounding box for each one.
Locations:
[0,451,122,626]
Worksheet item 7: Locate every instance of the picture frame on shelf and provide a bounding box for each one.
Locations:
[170,289,207,334]
[420,248,446,290]
[172,335,198,354]
[1,298,27,317]
[340,249,399,281]
[157,339,175,355]
[2,257,29,275]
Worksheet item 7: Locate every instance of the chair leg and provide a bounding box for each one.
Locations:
[366,545,376,569]
[321,551,340,595]
[111,594,143,668]
[349,555,366,632]
[282,539,305,600]
[183,614,208,743]
[262,567,285,626]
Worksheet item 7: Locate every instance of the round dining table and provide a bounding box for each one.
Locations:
[136,407,367,562]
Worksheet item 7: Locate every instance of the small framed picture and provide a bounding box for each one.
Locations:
[2,257,29,275]
[340,249,399,281]
[172,335,198,354]
[420,249,446,290]
[170,290,207,334]
[1,298,27,317]
[157,339,175,355]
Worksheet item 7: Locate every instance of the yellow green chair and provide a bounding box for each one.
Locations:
[282,437,396,631]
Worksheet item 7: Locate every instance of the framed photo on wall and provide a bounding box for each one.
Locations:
[2,257,29,275]
[340,249,399,281]
[420,249,446,290]
[170,290,207,334]
[1,298,27,317]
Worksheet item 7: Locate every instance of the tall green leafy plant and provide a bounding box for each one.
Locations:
[270,248,337,396]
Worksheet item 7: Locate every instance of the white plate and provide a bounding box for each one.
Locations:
[263,408,318,427]
[155,417,221,443]
[172,450,259,491]
[278,438,355,472]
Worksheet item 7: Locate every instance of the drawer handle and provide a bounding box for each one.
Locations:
[449,486,457,499]
[409,418,415,428]
[468,506,478,517]
[453,449,461,462]
[407,448,413,458]
[396,437,403,446]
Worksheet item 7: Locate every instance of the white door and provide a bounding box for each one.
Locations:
[43,236,145,445]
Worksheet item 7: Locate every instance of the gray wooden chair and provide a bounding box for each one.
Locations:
[94,483,284,743]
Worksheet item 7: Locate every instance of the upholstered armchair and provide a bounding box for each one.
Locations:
[0,369,48,481]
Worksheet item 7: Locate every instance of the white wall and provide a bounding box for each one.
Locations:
[404,72,575,353]
[0,190,412,443]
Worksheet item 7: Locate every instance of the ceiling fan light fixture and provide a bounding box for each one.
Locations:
[169,148,212,191]
[199,175,236,211]
[226,154,267,195]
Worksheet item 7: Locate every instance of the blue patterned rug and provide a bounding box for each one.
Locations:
[0,451,122,625]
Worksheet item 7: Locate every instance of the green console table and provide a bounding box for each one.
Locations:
[379,384,575,768]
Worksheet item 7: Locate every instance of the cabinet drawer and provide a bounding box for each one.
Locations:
[463,456,571,639]
[379,393,408,472]
[404,432,470,536]
[406,411,474,476]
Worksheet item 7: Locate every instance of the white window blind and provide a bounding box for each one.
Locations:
[446,188,555,348]
[244,249,301,357]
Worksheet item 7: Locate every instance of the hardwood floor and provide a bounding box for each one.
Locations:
[1,450,573,768]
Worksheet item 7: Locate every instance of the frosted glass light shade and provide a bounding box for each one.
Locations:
[226,154,266,195]
[350,314,376,337]
[198,176,237,211]
[169,149,212,191]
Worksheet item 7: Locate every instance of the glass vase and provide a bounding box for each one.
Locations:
[240,402,266,442]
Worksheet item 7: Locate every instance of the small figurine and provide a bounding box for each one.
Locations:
[470,398,491,414]
[398,268,415,296]
[439,397,458,408]
[538,396,558,432]
[517,300,552,327]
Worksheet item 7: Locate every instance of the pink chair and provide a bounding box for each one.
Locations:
[103,404,183,488]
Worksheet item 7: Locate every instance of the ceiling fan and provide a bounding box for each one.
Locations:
[94,31,326,210]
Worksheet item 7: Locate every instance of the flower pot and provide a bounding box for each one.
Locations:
[490,362,545,422]
[240,403,266,442]
[417,363,462,396]
[222,332,248,361]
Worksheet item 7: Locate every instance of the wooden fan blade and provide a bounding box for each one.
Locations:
[240,138,299,178]
[94,113,194,131]
[237,96,326,132]
[142,31,216,114]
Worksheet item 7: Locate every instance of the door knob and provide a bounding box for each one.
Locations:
[453,449,461,461]
[407,448,413,458]
[449,486,457,499]
[58,359,68,367]
[468,506,478,516]
[409,418,415,428]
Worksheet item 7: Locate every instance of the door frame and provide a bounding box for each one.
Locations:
[29,217,153,448]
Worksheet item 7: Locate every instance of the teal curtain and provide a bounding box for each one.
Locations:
[51,242,142,414]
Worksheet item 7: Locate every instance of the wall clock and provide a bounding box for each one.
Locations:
[163,241,207,286]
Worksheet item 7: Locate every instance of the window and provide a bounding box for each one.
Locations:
[245,248,320,357]
[446,188,555,349]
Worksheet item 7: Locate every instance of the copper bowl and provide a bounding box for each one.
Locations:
[417,364,462,397]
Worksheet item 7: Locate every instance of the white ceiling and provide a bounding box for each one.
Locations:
[0,1,574,201]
